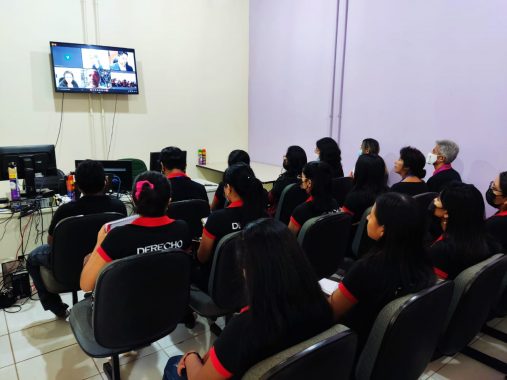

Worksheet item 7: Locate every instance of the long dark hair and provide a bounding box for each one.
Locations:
[284,145,307,176]
[316,137,343,177]
[370,193,435,289]
[238,219,332,335]
[499,171,507,194]
[132,171,171,217]
[228,150,250,166]
[399,146,426,179]
[353,154,388,194]
[302,161,335,212]
[223,163,266,225]
[361,138,380,155]
[440,182,491,266]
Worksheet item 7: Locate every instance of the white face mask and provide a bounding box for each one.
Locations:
[426,153,438,165]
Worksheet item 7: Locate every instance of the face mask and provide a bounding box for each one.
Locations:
[485,188,500,208]
[426,153,438,165]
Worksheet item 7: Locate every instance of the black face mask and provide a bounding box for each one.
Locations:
[485,188,500,209]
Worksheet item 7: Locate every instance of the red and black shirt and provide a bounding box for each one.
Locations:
[290,196,339,229]
[203,200,244,244]
[486,210,507,252]
[166,172,208,203]
[97,216,191,262]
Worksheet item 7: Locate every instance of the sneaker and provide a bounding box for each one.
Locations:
[50,303,70,319]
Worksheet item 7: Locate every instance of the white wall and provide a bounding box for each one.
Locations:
[0,0,249,177]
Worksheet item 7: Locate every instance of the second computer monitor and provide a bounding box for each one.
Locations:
[75,160,133,193]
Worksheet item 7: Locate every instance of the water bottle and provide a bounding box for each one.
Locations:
[198,149,203,165]
[201,148,206,165]
[8,162,20,201]
[66,173,76,200]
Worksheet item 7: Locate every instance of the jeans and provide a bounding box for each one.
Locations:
[163,356,187,380]
[25,244,64,311]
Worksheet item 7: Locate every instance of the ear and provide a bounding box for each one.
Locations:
[378,225,385,237]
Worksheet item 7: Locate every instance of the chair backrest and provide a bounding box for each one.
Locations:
[437,253,507,356]
[119,158,148,182]
[92,249,191,349]
[167,199,210,239]
[208,231,246,310]
[331,177,353,207]
[51,212,125,287]
[275,183,307,225]
[298,212,352,279]
[242,325,357,380]
[356,281,454,380]
[413,192,438,214]
[351,206,373,258]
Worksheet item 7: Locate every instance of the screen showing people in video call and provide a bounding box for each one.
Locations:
[50,42,139,94]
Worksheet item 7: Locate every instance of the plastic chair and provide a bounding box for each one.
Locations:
[350,206,373,259]
[274,184,307,225]
[331,177,353,207]
[167,199,210,239]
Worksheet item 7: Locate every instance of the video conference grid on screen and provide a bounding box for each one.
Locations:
[50,41,139,94]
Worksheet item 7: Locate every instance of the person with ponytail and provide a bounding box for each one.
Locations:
[288,161,339,235]
[390,146,428,196]
[195,163,266,290]
[80,171,191,292]
[315,137,344,178]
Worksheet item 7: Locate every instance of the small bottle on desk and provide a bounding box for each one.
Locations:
[8,162,20,201]
[201,148,206,165]
[198,149,203,165]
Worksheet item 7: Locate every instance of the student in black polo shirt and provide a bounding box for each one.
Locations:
[211,149,250,211]
[26,160,127,317]
[80,171,191,292]
[426,139,462,192]
[391,146,429,196]
[429,182,498,280]
[164,219,333,380]
[288,161,338,235]
[315,137,344,178]
[194,163,266,291]
[329,193,435,349]
[485,171,507,251]
[160,146,208,202]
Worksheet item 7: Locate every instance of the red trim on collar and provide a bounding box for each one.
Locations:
[167,172,189,179]
[131,216,174,227]
[305,196,314,203]
[494,211,507,217]
[209,347,233,378]
[433,164,452,176]
[227,200,244,208]
[240,305,250,314]
[341,206,354,216]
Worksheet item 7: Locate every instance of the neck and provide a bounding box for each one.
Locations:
[228,192,241,203]
[81,191,104,197]
[402,174,422,183]
[434,162,445,170]
[166,168,185,175]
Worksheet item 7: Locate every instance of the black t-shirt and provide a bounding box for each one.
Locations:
[427,167,462,193]
[290,196,339,229]
[167,173,208,203]
[390,181,428,197]
[97,216,191,262]
[340,254,435,348]
[270,173,299,204]
[343,189,385,223]
[203,201,244,246]
[486,211,507,252]
[210,306,334,379]
[48,195,127,236]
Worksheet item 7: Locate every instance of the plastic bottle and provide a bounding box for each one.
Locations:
[7,162,20,201]
[198,149,203,165]
[201,148,206,165]
[66,173,75,200]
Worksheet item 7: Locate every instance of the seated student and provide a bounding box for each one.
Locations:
[329,193,435,348]
[26,160,127,317]
[359,138,380,156]
[288,161,338,235]
[80,171,191,292]
[342,154,389,223]
[194,163,265,291]
[211,150,250,211]
[426,139,462,192]
[390,146,429,196]
[315,137,344,178]
[429,182,499,280]
[267,145,307,217]
[485,171,507,251]
[160,146,208,203]
[164,218,334,380]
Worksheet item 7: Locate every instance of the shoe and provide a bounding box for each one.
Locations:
[182,311,196,329]
[50,303,70,319]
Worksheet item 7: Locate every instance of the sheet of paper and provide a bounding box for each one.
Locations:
[319,278,339,296]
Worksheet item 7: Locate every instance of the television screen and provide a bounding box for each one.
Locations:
[50,41,139,95]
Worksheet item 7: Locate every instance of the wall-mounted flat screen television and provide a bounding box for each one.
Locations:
[50,41,139,94]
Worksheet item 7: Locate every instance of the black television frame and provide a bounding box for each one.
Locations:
[0,145,57,181]
[50,41,139,95]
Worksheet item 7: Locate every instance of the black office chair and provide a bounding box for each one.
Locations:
[355,281,454,380]
[189,231,246,335]
[40,212,125,304]
[118,158,148,183]
[351,206,374,259]
[331,177,353,207]
[70,249,191,380]
[297,212,352,279]
[167,199,210,239]
[413,191,438,212]
[242,325,357,380]
[274,183,307,225]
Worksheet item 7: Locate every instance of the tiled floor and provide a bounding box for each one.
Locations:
[0,292,505,379]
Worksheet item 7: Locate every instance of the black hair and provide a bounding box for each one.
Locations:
[302,161,335,212]
[238,218,332,336]
[160,146,187,171]
[118,51,128,56]
[361,138,380,155]
[284,145,307,176]
[316,137,343,177]
[499,172,507,195]
[75,160,105,194]
[399,146,426,179]
[223,163,266,225]
[353,154,388,194]
[227,150,250,166]
[370,192,435,289]
[440,182,492,267]
[132,171,171,217]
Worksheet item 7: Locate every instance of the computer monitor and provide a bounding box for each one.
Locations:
[0,145,58,181]
[149,152,161,171]
[75,160,133,193]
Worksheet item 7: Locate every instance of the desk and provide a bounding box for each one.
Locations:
[196,162,282,186]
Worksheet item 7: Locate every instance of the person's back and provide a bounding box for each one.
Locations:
[212,150,251,210]
[316,137,344,178]
[426,139,462,192]
[390,181,428,197]
[427,168,461,193]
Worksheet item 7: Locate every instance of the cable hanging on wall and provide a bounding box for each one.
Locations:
[54,93,65,147]
[107,94,118,160]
